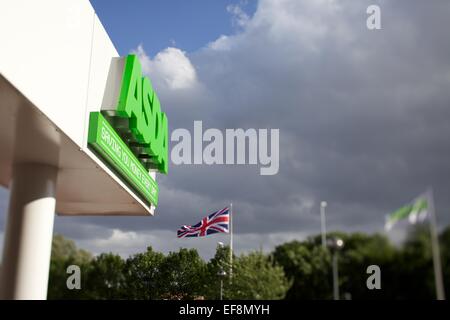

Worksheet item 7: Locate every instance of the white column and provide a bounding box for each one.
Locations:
[0,163,57,300]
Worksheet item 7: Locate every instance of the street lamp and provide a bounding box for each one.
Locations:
[217,242,227,300]
[217,267,227,300]
[320,201,327,248]
[327,237,344,300]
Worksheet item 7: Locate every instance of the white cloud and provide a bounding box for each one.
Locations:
[134,45,198,90]
[207,35,231,51]
[227,4,250,28]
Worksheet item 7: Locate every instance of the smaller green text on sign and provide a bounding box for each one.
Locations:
[88,112,159,206]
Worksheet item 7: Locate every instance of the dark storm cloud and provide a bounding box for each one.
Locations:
[148,0,450,234]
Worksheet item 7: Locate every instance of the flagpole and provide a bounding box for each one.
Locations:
[427,187,445,300]
[229,202,233,283]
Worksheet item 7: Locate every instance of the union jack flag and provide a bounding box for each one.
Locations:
[177,207,230,238]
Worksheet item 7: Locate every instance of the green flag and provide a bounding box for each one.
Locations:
[385,195,428,231]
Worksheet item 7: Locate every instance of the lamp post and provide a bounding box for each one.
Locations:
[327,237,344,300]
[218,268,227,300]
[217,242,227,300]
[320,201,327,248]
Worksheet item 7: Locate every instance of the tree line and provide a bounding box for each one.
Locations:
[48,224,450,299]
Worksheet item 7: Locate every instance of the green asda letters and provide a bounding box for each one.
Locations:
[116,55,168,174]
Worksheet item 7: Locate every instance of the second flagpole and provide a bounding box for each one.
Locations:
[427,187,445,300]
[230,202,233,283]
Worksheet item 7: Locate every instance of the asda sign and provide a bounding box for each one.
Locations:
[116,55,168,174]
[88,54,168,206]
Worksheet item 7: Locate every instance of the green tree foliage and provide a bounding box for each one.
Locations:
[274,227,450,300]
[120,247,206,299]
[226,251,290,299]
[51,234,92,264]
[47,234,92,299]
[396,225,436,299]
[333,232,398,299]
[273,240,331,299]
[122,247,165,299]
[203,244,232,299]
[84,253,126,299]
[203,244,289,299]
[159,248,207,299]
[48,225,450,300]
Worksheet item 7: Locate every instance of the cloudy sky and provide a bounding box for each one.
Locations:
[1,0,450,260]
